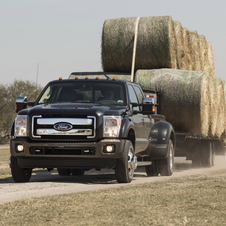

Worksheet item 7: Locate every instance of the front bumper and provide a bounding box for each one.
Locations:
[10,138,126,169]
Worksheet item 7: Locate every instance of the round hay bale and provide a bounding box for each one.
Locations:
[199,35,208,72]
[215,78,225,137]
[174,21,186,70]
[207,43,215,78]
[101,16,177,73]
[208,77,217,136]
[222,81,226,136]
[182,28,192,70]
[135,69,209,135]
[189,31,202,71]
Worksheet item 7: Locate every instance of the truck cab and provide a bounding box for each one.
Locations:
[10,72,175,183]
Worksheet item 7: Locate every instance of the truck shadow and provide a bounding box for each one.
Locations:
[0,159,193,184]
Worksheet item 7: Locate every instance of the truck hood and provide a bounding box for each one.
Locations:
[23,103,127,116]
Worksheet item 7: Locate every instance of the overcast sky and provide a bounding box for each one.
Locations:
[1,0,226,87]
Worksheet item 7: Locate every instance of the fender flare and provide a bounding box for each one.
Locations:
[148,121,175,159]
[119,117,135,139]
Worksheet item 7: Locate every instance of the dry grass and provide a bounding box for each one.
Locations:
[199,35,208,72]
[0,146,11,180]
[174,21,185,70]
[1,171,226,226]
[209,77,217,136]
[189,31,202,71]
[207,43,215,78]
[183,28,192,70]
[215,78,225,138]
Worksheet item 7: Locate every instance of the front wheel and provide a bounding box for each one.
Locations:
[158,140,174,176]
[115,140,137,183]
[10,156,32,183]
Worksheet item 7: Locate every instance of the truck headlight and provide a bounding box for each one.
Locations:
[103,116,121,137]
[15,115,28,137]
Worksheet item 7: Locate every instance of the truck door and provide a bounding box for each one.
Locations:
[133,85,152,143]
[128,85,149,153]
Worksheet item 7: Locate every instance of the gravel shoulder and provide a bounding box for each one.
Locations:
[1,155,226,205]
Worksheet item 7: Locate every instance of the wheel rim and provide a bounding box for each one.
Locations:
[128,147,135,179]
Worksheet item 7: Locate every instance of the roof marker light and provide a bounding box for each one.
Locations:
[85,76,89,80]
[75,76,79,80]
[96,77,99,80]
[59,77,63,80]
[112,77,116,81]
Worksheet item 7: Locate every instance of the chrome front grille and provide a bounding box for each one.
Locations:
[32,115,96,139]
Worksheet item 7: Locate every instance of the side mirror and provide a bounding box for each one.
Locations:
[15,96,27,113]
[142,97,155,114]
[131,97,156,115]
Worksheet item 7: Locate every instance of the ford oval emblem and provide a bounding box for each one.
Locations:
[54,122,73,131]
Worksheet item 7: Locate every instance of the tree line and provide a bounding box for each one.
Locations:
[0,80,43,144]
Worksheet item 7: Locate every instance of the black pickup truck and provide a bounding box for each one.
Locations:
[10,72,175,183]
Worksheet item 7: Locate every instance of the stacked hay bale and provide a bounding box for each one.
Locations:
[135,69,209,135]
[208,78,217,136]
[101,16,225,138]
[215,78,225,137]
[183,28,193,70]
[102,16,177,72]
[174,21,186,70]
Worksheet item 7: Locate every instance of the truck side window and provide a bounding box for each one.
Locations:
[128,85,139,111]
[134,85,144,104]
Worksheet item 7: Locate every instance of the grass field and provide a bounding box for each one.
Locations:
[0,170,226,226]
[0,147,11,180]
[1,145,226,225]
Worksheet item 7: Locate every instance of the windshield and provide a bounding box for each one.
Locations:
[38,81,127,106]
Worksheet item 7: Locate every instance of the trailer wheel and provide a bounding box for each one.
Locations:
[201,141,213,167]
[57,168,71,176]
[212,148,215,166]
[159,140,174,176]
[10,156,32,183]
[145,160,159,176]
[115,140,136,183]
[71,169,85,176]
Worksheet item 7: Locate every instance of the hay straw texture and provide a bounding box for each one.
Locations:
[199,35,208,72]
[182,28,192,70]
[174,21,186,70]
[207,43,215,78]
[135,69,209,135]
[222,81,226,136]
[189,31,202,71]
[208,77,217,136]
[215,78,225,137]
[101,16,177,73]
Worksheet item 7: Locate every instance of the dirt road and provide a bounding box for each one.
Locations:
[0,155,226,204]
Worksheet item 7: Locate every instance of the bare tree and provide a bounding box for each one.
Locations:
[0,80,43,143]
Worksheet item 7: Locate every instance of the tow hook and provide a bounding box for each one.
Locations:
[131,156,138,170]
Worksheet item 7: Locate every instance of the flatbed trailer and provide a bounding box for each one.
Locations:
[143,90,225,168]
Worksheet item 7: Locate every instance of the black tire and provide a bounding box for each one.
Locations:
[115,140,136,183]
[57,168,71,176]
[71,169,85,176]
[10,156,32,183]
[145,160,159,177]
[158,140,174,176]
